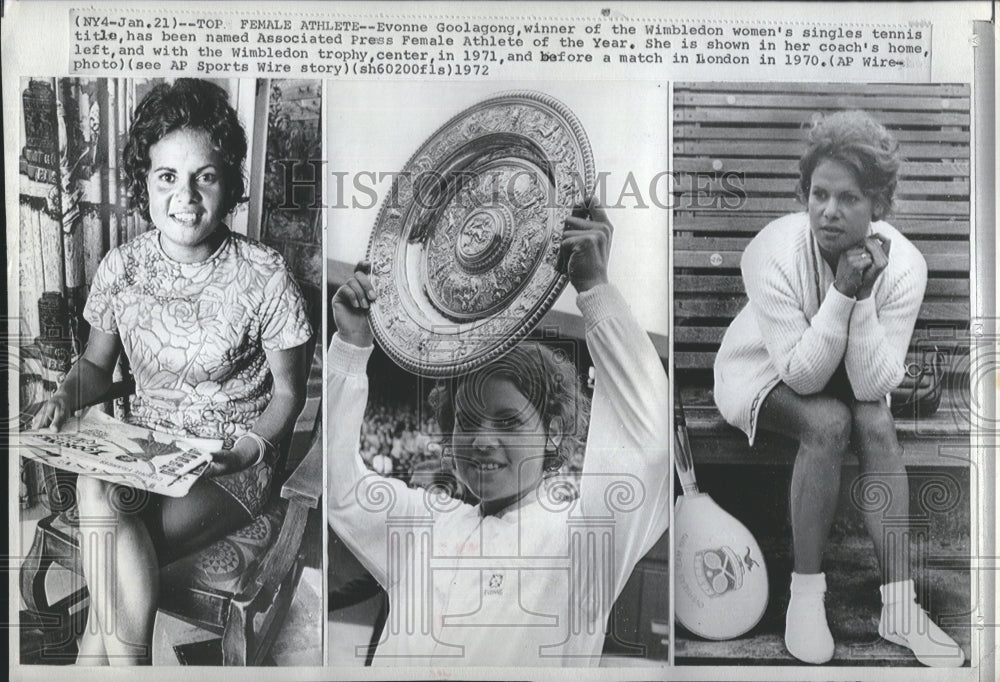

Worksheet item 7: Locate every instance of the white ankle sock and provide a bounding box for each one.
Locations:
[785,572,835,664]
[879,579,964,667]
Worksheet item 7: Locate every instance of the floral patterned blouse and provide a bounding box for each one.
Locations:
[83,228,313,515]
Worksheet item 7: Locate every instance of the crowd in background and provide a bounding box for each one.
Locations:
[358,400,440,482]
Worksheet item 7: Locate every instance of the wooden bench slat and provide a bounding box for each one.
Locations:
[674,250,969,272]
[674,297,970,322]
[677,196,969,216]
[676,385,969,465]
[674,275,747,294]
[675,140,970,160]
[675,109,970,126]
[684,429,970,466]
[674,326,973,348]
[674,235,968,253]
[672,158,971,177]
[674,327,729,344]
[674,92,971,112]
[676,82,970,98]
[681,403,970,439]
[673,274,970,298]
[670,176,969,196]
[673,214,970,237]
[676,352,718,369]
[678,345,971,373]
[676,325,971,344]
[673,125,971,144]
[674,297,746,317]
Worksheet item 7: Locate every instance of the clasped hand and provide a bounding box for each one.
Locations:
[834,235,891,299]
[332,199,614,348]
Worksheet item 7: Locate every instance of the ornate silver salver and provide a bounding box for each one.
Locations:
[367,91,594,377]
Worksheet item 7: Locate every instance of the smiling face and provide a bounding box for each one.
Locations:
[450,374,547,510]
[147,127,228,263]
[808,158,874,262]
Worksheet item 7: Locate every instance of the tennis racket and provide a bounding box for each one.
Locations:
[673,390,769,640]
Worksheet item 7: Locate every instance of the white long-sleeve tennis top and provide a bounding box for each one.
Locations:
[714,213,927,443]
[326,284,671,667]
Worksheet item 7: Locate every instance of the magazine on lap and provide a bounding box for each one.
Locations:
[18,409,214,497]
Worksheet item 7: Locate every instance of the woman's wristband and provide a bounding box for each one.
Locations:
[235,431,275,468]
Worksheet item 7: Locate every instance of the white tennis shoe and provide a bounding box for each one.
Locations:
[784,571,835,664]
[879,579,965,667]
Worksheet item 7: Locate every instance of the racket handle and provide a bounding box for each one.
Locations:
[673,386,699,495]
[674,425,699,495]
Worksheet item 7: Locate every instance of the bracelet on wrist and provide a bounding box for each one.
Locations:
[235,431,275,468]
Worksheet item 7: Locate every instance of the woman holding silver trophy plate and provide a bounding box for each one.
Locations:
[326,91,671,666]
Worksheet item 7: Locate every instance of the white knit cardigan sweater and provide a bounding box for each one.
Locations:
[713,212,927,444]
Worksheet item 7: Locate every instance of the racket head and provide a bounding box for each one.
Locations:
[673,492,769,640]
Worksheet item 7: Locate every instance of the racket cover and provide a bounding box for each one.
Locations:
[674,491,769,639]
[673,393,768,640]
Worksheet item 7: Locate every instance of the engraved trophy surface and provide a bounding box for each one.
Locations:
[367,91,594,376]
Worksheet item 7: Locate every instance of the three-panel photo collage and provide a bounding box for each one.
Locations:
[16,76,975,674]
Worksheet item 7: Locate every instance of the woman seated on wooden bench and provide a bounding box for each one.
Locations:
[713,111,963,667]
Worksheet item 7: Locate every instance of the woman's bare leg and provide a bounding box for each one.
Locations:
[76,603,108,665]
[75,476,253,665]
[76,477,158,665]
[758,384,852,573]
[850,400,910,584]
[758,383,852,664]
[156,480,254,563]
[850,401,965,665]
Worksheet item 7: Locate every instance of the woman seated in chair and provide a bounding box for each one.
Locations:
[32,79,312,665]
[713,110,963,667]
[327,203,672,666]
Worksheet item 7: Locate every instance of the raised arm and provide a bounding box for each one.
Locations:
[560,203,672,587]
[742,233,854,395]
[326,265,427,587]
[577,284,672,583]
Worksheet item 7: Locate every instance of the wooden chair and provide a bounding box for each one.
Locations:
[19,341,324,665]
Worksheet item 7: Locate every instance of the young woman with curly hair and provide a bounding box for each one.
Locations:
[32,79,312,665]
